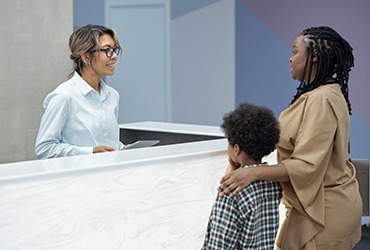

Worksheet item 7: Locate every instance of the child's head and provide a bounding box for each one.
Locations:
[221,102,280,161]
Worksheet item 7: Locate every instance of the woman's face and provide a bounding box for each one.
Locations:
[289,35,309,82]
[90,34,118,77]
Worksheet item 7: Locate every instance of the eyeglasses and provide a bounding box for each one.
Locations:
[88,47,121,58]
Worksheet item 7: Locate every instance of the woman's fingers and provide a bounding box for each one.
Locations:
[218,168,252,197]
[230,186,242,198]
[219,173,232,191]
[220,173,230,184]
[219,181,236,196]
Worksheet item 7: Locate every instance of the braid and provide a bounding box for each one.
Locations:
[290,26,354,114]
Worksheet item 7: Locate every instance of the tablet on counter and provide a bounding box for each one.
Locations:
[123,140,160,149]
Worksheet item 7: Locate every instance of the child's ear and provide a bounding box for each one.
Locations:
[233,144,241,155]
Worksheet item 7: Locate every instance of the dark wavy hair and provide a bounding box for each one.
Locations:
[291,26,354,114]
[221,102,280,161]
[68,24,121,78]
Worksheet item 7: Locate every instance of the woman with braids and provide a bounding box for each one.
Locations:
[219,26,362,249]
[35,25,123,158]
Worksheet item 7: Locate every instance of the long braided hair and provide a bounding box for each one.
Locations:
[290,26,354,114]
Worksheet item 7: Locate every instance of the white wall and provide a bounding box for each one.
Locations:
[0,0,73,163]
[171,0,235,126]
[105,0,172,124]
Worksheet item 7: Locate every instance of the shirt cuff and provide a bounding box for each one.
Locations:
[79,147,94,155]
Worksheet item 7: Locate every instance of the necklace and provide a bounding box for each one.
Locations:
[241,162,268,169]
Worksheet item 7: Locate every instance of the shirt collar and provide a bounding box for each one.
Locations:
[99,79,111,101]
[72,71,111,99]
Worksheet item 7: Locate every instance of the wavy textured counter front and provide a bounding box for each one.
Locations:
[0,139,228,249]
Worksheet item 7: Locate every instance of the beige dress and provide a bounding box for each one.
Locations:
[276,84,362,250]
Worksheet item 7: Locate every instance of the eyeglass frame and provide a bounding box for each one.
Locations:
[88,47,121,58]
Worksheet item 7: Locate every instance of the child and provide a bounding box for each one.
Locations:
[202,102,282,249]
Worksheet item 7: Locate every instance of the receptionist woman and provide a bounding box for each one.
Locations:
[35,24,123,158]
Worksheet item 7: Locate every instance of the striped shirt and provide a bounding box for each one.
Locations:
[202,178,282,249]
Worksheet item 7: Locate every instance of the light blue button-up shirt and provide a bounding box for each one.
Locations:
[35,72,122,159]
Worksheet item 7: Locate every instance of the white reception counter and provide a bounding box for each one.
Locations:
[0,121,367,249]
[0,139,228,249]
[0,122,240,249]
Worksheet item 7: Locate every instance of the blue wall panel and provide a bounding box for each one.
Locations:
[235,1,295,116]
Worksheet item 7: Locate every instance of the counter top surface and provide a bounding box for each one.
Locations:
[119,121,225,137]
[0,139,228,182]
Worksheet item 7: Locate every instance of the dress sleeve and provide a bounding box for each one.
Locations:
[282,92,338,223]
[35,92,92,158]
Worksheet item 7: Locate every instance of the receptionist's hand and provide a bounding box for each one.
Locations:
[93,145,116,154]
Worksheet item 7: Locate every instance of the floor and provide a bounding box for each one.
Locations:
[354,224,370,249]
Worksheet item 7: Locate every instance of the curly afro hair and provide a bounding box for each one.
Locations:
[221,102,280,161]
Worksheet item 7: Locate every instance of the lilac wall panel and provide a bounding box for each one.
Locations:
[237,0,370,159]
[242,0,370,125]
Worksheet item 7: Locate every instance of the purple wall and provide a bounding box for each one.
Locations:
[236,0,370,159]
